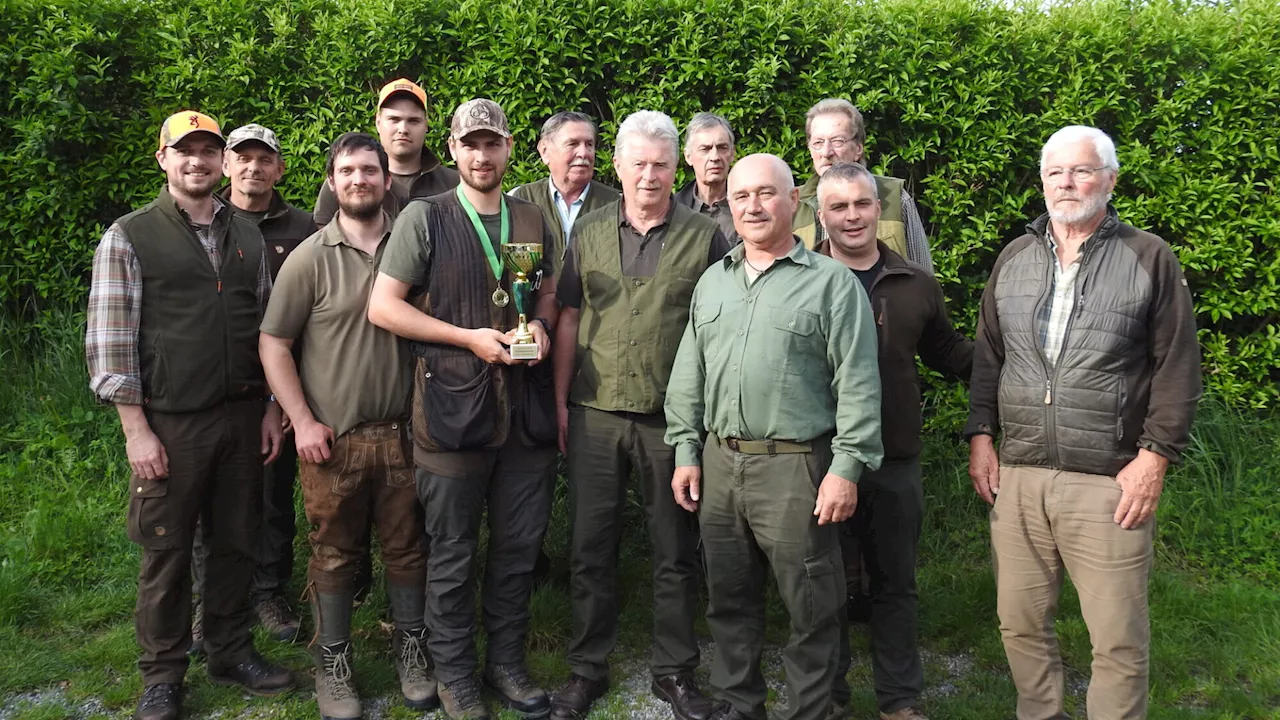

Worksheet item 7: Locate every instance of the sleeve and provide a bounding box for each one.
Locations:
[901,191,935,275]
[313,181,337,227]
[259,243,317,341]
[963,246,1012,439]
[707,228,734,265]
[378,202,434,288]
[85,224,144,405]
[826,274,884,481]
[1139,242,1202,463]
[917,275,975,382]
[664,286,709,467]
[556,234,585,309]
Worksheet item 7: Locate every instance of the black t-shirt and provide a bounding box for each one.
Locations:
[852,253,885,295]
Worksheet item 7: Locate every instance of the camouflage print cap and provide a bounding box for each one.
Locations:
[226,123,282,154]
[450,98,511,140]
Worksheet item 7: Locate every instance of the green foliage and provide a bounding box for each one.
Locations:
[1,0,1279,403]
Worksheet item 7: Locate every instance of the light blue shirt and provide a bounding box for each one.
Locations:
[552,181,591,248]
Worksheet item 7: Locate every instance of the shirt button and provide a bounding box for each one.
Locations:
[391,423,398,430]
[789,321,795,327]
[136,486,143,493]
[732,365,738,371]
[631,309,640,316]
[629,340,637,346]
[738,330,744,336]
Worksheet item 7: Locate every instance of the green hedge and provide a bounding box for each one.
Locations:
[3,0,1279,404]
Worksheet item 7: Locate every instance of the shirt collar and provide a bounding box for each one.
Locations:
[722,235,810,268]
[320,210,394,247]
[617,197,676,229]
[551,179,590,207]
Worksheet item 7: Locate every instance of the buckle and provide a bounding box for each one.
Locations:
[725,438,740,451]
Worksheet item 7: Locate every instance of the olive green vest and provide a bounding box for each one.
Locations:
[569,202,718,414]
[793,173,907,258]
[118,189,265,413]
[509,178,620,277]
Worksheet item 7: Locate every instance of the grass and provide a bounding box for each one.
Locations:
[0,307,1277,719]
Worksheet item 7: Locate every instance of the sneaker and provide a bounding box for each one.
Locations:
[439,675,491,719]
[483,662,549,717]
[254,595,300,642]
[188,601,204,657]
[134,683,181,720]
[314,641,360,720]
[394,627,439,710]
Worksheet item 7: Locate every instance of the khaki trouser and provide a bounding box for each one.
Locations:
[991,465,1154,720]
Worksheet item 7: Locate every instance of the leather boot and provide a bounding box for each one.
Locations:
[386,583,438,710]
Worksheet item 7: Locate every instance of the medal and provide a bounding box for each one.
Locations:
[492,288,509,307]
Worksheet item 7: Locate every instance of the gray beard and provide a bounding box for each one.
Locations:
[1048,191,1110,224]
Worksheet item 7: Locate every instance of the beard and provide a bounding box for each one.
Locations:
[338,192,383,220]
[461,164,505,193]
[1048,189,1110,224]
[170,172,219,199]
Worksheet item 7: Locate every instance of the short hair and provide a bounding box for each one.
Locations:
[1040,125,1120,174]
[805,98,866,145]
[325,132,389,178]
[539,111,597,143]
[615,110,679,163]
[684,112,735,152]
[816,162,878,204]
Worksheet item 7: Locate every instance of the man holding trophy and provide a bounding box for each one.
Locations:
[369,98,561,720]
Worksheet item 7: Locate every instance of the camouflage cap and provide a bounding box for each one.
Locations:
[450,98,511,140]
[226,124,282,154]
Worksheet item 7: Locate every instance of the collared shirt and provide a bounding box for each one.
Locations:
[260,212,410,438]
[552,181,590,247]
[663,239,883,481]
[674,181,738,243]
[1039,227,1086,368]
[86,195,272,405]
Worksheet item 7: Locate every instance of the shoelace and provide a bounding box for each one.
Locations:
[321,646,356,700]
[140,685,178,709]
[501,665,537,695]
[398,632,430,677]
[448,678,483,707]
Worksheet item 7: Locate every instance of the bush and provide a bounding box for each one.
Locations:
[2,0,1280,405]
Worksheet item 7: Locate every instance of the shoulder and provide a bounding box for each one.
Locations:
[508,179,542,200]
[575,200,622,232]
[115,199,161,229]
[590,180,620,201]
[670,203,718,235]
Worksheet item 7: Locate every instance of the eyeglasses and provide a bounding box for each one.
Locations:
[1042,166,1108,182]
[808,136,854,152]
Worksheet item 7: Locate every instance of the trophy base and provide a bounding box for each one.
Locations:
[509,342,539,361]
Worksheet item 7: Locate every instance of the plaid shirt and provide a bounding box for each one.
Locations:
[1037,227,1085,368]
[85,196,272,405]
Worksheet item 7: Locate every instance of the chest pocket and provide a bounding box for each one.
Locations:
[766,306,821,376]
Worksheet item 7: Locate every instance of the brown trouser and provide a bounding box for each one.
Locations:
[128,399,264,684]
[299,420,426,594]
[991,465,1154,720]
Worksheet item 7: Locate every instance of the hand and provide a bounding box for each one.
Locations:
[969,434,1000,505]
[813,473,857,525]
[261,402,283,465]
[556,402,570,455]
[468,327,517,365]
[294,417,336,465]
[527,320,550,366]
[281,408,293,434]
[1113,449,1168,529]
[126,427,169,481]
[672,466,702,512]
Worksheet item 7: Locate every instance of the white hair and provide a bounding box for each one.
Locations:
[1040,125,1120,173]
[684,112,735,152]
[615,110,679,163]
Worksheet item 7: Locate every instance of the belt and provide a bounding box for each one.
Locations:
[721,437,811,455]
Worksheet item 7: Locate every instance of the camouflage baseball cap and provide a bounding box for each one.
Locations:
[450,98,511,140]
[226,124,282,154]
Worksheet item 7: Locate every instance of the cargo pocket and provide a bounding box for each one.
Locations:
[127,479,179,549]
[801,546,842,629]
[519,361,557,445]
[424,361,496,451]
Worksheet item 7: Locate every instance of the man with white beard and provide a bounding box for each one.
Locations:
[965,125,1201,720]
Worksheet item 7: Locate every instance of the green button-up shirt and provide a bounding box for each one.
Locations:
[663,239,883,481]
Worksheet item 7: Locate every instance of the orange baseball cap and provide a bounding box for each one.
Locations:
[378,78,427,109]
[158,110,224,150]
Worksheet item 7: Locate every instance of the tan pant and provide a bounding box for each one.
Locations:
[991,465,1154,720]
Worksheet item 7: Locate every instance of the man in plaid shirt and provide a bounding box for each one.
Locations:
[86,110,293,720]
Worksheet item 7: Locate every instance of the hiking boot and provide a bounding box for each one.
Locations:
[134,683,181,720]
[393,627,439,710]
[254,595,300,643]
[709,703,751,720]
[439,676,491,719]
[651,672,715,720]
[550,674,608,719]
[880,708,929,720]
[314,641,360,720]
[484,662,549,717]
[188,601,204,657]
[208,650,293,696]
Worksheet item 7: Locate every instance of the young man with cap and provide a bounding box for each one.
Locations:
[368,98,560,720]
[86,111,294,720]
[187,123,316,654]
[313,78,460,226]
[261,131,434,720]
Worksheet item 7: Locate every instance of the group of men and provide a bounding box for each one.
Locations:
[85,75,1200,720]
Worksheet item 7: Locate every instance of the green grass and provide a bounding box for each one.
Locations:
[1,308,1278,718]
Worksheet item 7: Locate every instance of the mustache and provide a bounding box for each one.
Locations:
[570,159,592,168]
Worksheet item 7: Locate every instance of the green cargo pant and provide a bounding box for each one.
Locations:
[564,405,702,680]
[700,432,845,720]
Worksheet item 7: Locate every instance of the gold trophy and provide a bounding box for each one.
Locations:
[500,242,543,361]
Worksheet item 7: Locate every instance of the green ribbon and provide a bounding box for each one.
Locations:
[455,184,508,281]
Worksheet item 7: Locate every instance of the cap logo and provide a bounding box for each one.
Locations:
[470,104,492,122]
[188,114,201,127]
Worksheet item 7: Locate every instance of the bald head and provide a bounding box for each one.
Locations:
[727,154,799,248]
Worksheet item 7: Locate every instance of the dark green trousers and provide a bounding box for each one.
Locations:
[565,405,701,680]
[833,456,925,714]
[700,433,845,720]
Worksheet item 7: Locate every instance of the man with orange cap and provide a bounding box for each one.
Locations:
[86,110,294,720]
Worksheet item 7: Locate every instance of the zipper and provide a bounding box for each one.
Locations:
[1030,233,1058,466]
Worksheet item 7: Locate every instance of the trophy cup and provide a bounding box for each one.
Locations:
[500,242,543,361]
